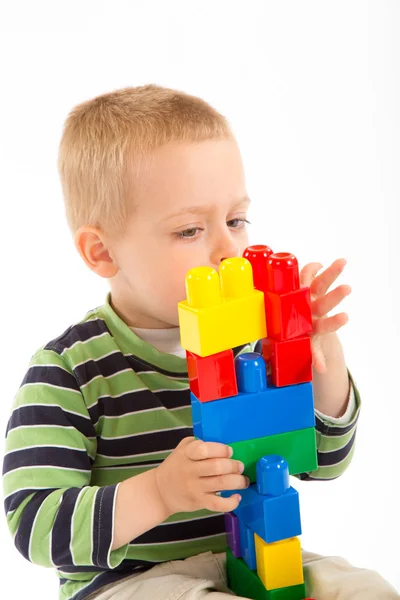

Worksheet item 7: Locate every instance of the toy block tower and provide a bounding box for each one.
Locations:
[178,245,318,600]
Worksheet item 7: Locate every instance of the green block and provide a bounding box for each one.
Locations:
[230,427,317,483]
[226,547,269,600]
[267,583,307,599]
[226,548,307,600]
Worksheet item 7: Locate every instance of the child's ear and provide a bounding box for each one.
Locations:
[74,226,119,278]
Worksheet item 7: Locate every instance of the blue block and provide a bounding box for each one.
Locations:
[222,483,302,543]
[257,455,290,496]
[239,520,257,570]
[191,383,314,444]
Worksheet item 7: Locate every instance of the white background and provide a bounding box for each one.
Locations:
[0,1,399,597]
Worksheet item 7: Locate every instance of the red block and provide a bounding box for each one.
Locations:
[243,245,274,291]
[262,335,312,387]
[186,349,238,403]
[265,287,312,341]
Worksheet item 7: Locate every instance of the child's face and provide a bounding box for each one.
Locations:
[109,138,250,328]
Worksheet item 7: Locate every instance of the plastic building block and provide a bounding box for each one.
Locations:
[178,258,267,357]
[243,245,274,291]
[264,254,312,342]
[223,480,301,543]
[186,349,238,402]
[266,584,307,599]
[262,336,312,387]
[224,512,241,558]
[254,535,304,590]
[226,548,306,600]
[239,520,257,570]
[256,455,290,496]
[230,427,317,483]
[226,547,270,600]
[191,354,315,444]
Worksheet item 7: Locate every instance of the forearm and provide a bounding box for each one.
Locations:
[112,468,170,551]
[312,332,350,418]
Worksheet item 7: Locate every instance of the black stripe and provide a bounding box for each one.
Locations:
[45,319,110,353]
[316,431,357,467]
[21,365,79,392]
[67,564,155,600]
[74,352,188,389]
[93,459,161,471]
[92,485,117,568]
[15,489,55,560]
[4,488,51,514]
[298,473,340,481]
[97,427,193,458]
[52,488,81,567]
[315,412,359,436]
[59,557,157,574]
[6,405,95,439]
[3,447,92,476]
[89,388,190,424]
[134,514,225,545]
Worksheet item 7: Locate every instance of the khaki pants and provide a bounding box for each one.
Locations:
[86,550,399,600]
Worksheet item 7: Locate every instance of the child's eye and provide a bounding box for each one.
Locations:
[227,218,250,229]
[175,227,203,239]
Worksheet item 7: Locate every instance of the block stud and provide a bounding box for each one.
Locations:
[235,352,267,394]
[186,267,222,308]
[220,258,254,299]
[256,455,290,496]
[267,253,300,294]
[243,244,274,291]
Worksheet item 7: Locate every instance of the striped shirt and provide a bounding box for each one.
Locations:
[2,294,361,600]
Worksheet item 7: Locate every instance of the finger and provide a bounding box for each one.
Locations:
[196,457,244,477]
[312,285,352,318]
[185,439,233,461]
[313,313,349,336]
[311,341,327,373]
[300,262,323,287]
[204,493,242,513]
[310,258,347,297]
[202,474,250,493]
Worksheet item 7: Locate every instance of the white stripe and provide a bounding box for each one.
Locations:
[100,425,189,441]
[9,403,90,420]
[88,386,189,409]
[94,405,189,421]
[4,464,90,477]
[70,487,88,565]
[94,462,161,471]
[4,444,93,457]
[73,349,122,369]
[20,382,81,394]
[4,487,50,503]
[29,363,71,373]
[96,448,171,461]
[80,369,132,389]
[7,424,96,437]
[61,331,109,354]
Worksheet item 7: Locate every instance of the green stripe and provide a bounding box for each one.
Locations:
[96,407,192,438]
[30,489,65,567]
[3,466,90,497]
[309,443,356,479]
[125,533,226,562]
[5,426,96,458]
[6,492,36,534]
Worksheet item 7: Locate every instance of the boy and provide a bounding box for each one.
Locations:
[3,85,398,600]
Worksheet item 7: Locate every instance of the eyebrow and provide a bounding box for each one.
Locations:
[165,196,251,221]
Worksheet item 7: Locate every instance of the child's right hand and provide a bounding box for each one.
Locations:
[154,436,249,517]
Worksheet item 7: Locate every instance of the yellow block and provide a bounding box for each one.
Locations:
[254,534,304,590]
[178,258,267,357]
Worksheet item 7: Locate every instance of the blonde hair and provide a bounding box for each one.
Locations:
[58,84,233,238]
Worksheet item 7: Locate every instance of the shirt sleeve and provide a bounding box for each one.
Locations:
[2,348,129,570]
[297,370,361,481]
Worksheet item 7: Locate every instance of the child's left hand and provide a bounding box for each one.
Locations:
[300,258,351,374]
